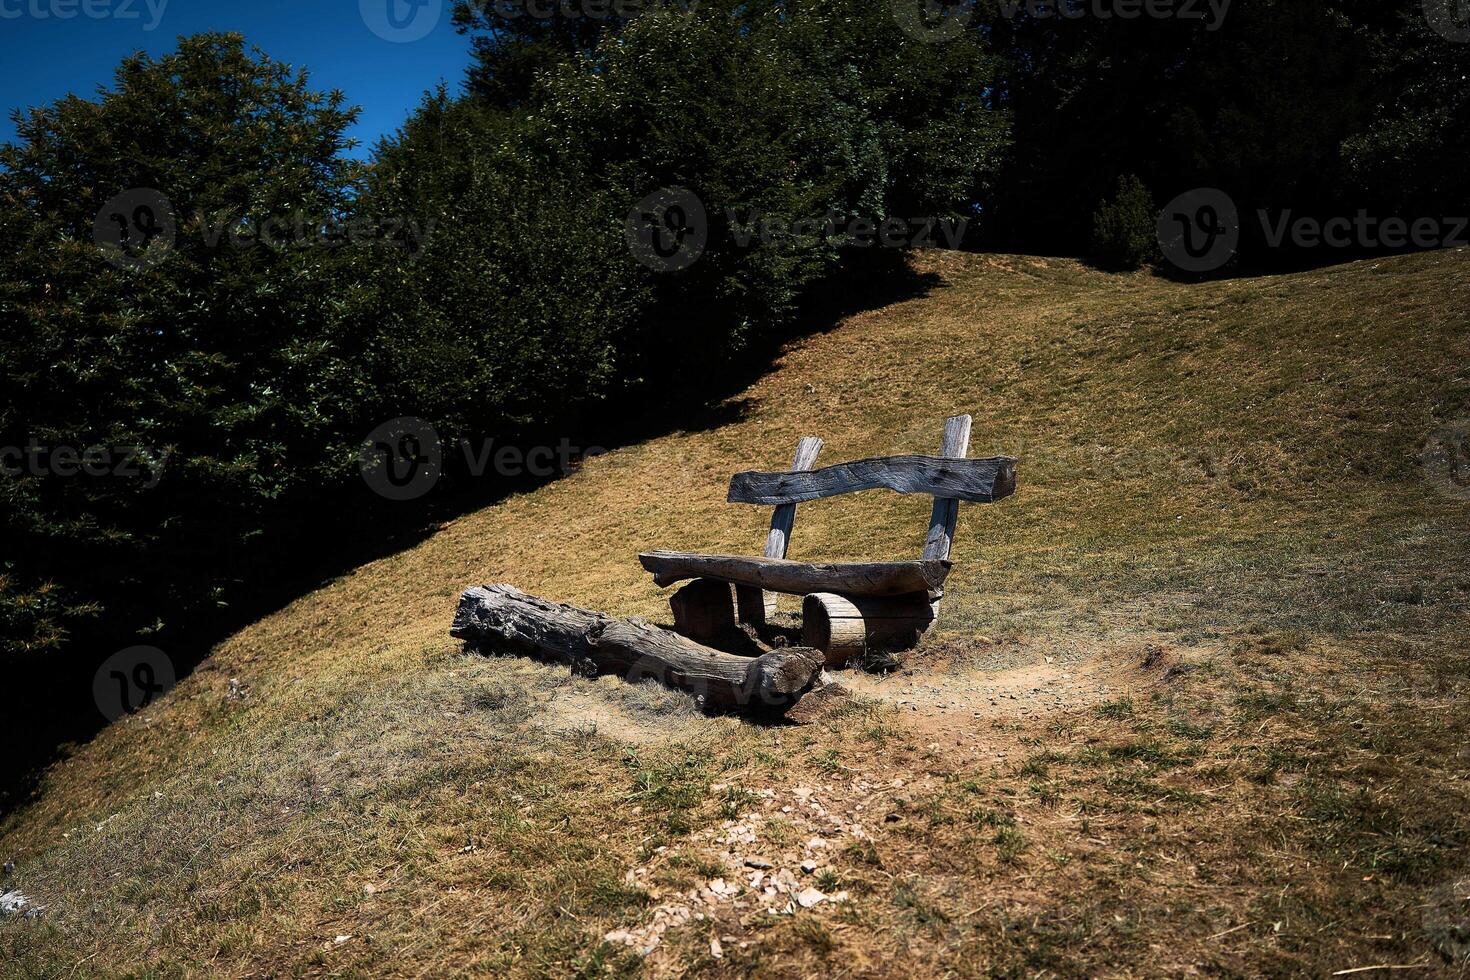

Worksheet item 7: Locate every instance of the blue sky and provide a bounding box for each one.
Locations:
[0,0,476,158]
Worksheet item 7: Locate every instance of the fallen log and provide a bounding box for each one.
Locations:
[450,584,825,713]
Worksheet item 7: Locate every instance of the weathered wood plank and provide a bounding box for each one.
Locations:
[639,550,951,597]
[450,584,824,712]
[923,414,973,563]
[728,453,1015,506]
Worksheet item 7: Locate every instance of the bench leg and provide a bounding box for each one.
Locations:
[669,579,737,645]
[734,585,776,627]
[802,591,936,668]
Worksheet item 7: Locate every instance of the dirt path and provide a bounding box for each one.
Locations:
[838,641,1184,736]
[594,642,1188,966]
[524,640,1185,750]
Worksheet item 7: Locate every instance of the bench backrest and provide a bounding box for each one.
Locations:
[726,414,1016,563]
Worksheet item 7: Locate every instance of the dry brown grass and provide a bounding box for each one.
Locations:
[2,248,1469,977]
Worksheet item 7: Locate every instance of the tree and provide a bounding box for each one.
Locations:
[355,91,644,440]
[0,33,367,660]
[1342,4,1470,219]
[976,0,1380,263]
[451,0,624,109]
[366,1,1009,410]
[1091,175,1158,270]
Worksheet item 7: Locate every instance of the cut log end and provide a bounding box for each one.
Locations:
[801,591,936,668]
[802,593,866,667]
[747,646,827,705]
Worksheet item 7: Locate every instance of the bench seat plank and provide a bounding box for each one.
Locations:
[728,454,1016,506]
[639,550,951,597]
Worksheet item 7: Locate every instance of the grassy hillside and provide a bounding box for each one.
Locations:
[3,249,1469,977]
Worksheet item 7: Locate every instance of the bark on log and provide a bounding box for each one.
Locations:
[450,585,825,713]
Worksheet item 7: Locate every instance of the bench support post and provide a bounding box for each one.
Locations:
[736,435,823,627]
[734,584,772,626]
[669,579,736,645]
[922,414,972,617]
[802,591,936,667]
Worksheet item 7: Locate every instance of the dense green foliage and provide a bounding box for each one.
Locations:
[0,35,368,658]
[978,0,1468,261]
[1091,176,1158,270]
[380,1,1008,390]
[452,0,1468,265]
[1343,9,1470,217]
[346,94,642,439]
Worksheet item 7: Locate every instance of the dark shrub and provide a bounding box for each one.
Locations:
[1091,175,1158,271]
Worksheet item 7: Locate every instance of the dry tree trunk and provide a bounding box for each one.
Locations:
[450,584,825,713]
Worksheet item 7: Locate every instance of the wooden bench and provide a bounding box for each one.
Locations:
[639,415,1017,665]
